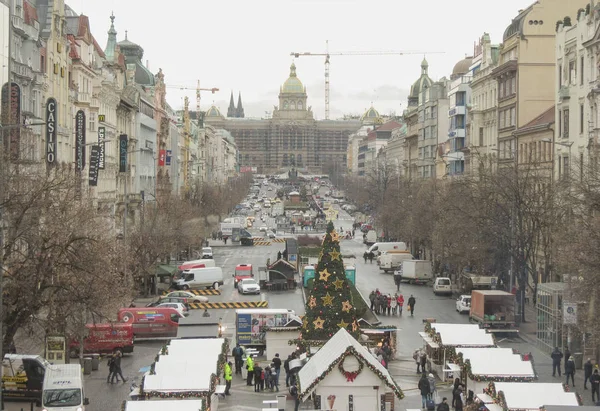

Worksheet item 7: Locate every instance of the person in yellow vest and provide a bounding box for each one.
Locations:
[224,361,232,396]
[246,355,254,386]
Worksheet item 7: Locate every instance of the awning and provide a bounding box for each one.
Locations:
[419,331,440,348]
[477,393,494,404]
[155,265,178,276]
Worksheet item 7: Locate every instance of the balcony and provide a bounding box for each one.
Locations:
[558,86,570,100]
[77,92,91,104]
[448,106,466,116]
[24,21,39,40]
[11,15,25,35]
[448,128,466,138]
[13,61,33,80]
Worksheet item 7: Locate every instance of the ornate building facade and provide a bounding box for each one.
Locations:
[204,63,362,174]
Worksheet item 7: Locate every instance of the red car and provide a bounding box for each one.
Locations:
[69,323,134,357]
[233,264,253,286]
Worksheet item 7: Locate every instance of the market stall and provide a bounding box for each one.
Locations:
[123,400,204,411]
[361,327,398,360]
[476,382,580,411]
[419,323,495,380]
[452,347,536,393]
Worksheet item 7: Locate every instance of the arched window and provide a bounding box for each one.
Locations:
[291,101,296,110]
[283,100,289,109]
[297,101,303,110]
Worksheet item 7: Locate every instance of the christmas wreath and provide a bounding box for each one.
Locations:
[338,355,364,382]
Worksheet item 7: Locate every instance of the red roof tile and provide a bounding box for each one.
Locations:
[375,120,402,132]
[67,35,80,59]
[521,105,555,129]
[23,1,38,25]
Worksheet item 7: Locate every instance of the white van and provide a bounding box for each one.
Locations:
[42,364,89,410]
[175,267,224,290]
[433,277,452,295]
[368,242,408,256]
[378,251,414,273]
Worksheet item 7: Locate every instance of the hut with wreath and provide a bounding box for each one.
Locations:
[476,382,580,411]
[136,338,228,410]
[419,322,495,380]
[447,347,536,394]
[297,327,403,411]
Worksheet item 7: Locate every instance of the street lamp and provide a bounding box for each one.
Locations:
[541,138,573,178]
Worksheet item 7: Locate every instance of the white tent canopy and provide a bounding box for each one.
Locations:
[124,400,204,411]
[494,383,579,410]
[457,348,535,377]
[143,374,212,393]
[428,324,495,347]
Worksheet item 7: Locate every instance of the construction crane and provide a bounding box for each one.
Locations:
[291,41,445,120]
[165,82,219,115]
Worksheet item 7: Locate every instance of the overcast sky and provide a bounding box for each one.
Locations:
[72,0,533,120]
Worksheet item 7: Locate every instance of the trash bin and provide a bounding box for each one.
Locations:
[83,357,92,375]
[91,354,100,371]
[574,352,583,369]
[277,394,286,410]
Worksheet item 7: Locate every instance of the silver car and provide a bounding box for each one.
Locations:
[237,278,261,295]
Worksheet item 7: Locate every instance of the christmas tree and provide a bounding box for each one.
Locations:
[301,221,360,341]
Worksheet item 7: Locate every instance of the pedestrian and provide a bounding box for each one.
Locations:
[271,364,280,391]
[394,271,402,291]
[290,383,300,411]
[272,353,282,384]
[591,369,600,402]
[224,361,232,395]
[246,355,255,386]
[386,295,392,315]
[565,357,576,386]
[408,294,416,316]
[363,252,368,264]
[398,294,404,315]
[437,397,450,411]
[106,352,117,383]
[391,294,398,315]
[232,344,243,375]
[203,309,211,317]
[111,350,126,383]
[418,373,431,409]
[585,358,594,390]
[264,365,273,391]
[420,351,428,374]
[451,378,461,408]
[414,349,423,373]
[455,386,464,411]
[254,362,263,392]
[369,290,376,311]
[284,355,292,387]
[551,346,563,377]
[368,252,374,264]
[428,373,436,401]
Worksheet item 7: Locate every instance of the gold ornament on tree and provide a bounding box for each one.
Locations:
[319,268,332,281]
[333,278,345,290]
[308,296,317,309]
[330,230,341,242]
[342,300,353,312]
[337,319,349,329]
[329,249,341,261]
[313,317,325,329]
[321,292,334,306]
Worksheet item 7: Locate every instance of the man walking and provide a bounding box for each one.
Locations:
[584,358,593,390]
[224,361,232,395]
[290,382,300,411]
[232,344,243,375]
[111,351,126,383]
[272,353,282,385]
[551,346,563,377]
[565,356,576,386]
[393,270,402,292]
[408,294,416,316]
[591,369,600,402]
[253,362,264,392]
[246,355,255,386]
[284,355,292,387]
[106,352,117,383]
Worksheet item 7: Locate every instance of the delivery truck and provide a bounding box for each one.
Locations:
[235,309,296,353]
[2,354,51,404]
[470,290,517,330]
[378,251,414,273]
[401,260,433,284]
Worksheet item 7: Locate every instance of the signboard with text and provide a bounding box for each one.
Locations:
[166,149,172,166]
[158,149,166,166]
[75,110,86,170]
[88,145,100,186]
[97,126,105,169]
[1,82,22,161]
[119,134,128,173]
[45,98,57,164]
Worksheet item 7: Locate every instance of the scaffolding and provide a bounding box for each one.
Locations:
[536,282,565,354]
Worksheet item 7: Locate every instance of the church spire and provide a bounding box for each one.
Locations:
[104,12,117,62]
[236,92,245,118]
[227,91,236,118]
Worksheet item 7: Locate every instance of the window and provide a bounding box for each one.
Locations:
[456,92,466,106]
[558,64,562,87]
[431,106,437,119]
[581,56,585,85]
[89,116,96,132]
[511,76,516,94]
[580,104,584,134]
[558,110,562,137]
[510,107,516,126]
[431,125,437,137]
[564,109,570,138]
[569,60,575,84]
[479,127,484,146]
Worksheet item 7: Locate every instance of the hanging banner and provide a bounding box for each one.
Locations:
[158,149,166,166]
[166,149,172,166]
[563,302,577,325]
[119,134,128,173]
[1,82,22,161]
[75,110,86,170]
[88,145,100,186]
[45,98,57,164]
[97,126,105,169]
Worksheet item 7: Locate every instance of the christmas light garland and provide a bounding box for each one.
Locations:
[338,355,364,382]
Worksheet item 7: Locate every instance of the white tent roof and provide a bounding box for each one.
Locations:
[143,374,212,392]
[162,337,225,357]
[429,324,495,347]
[457,348,535,377]
[297,328,401,399]
[494,383,579,410]
[125,400,204,411]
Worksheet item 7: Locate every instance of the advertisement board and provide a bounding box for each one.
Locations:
[237,312,289,345]
[75,110,86,170]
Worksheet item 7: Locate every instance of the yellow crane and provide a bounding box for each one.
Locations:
[291,41,445,120]
[165,82,219,118]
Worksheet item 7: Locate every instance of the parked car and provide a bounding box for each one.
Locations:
[146,297,189,307]
[268,232,276,239]
[237,278,261,295]
[201,247,213,259]
[433,277,453,296]
[456,295,472,314]
[259,226,268,232]
[161,291,209,304]
[157,302,189,317]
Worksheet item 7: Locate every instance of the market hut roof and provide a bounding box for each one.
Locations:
[429,323,495,347]
[297,327,403,401]
[482,382,579,410]
[457,348,535,379]
[124,400,204,411]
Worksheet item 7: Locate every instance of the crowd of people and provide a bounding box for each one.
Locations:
[368,289,417,316]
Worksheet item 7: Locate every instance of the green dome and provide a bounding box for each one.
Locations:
[361,107,380,120]
[282,63,305,94]
[206,105,222,117]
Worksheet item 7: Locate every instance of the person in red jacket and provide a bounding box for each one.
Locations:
[397,294,404,315]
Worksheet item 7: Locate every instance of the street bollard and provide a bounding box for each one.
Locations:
[83,357,92,375]
[277,394,286,410]
[91,354,100,371]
